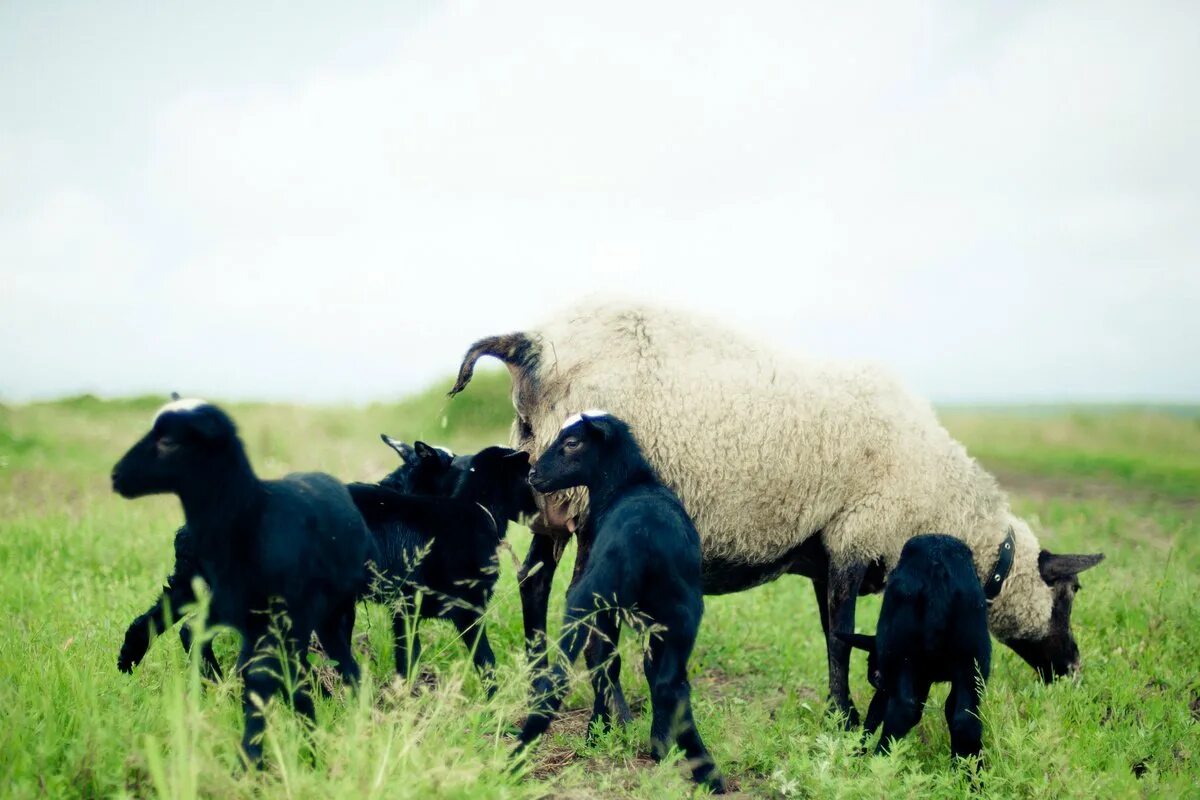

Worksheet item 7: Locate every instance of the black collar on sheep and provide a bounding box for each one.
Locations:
[984,526,1016,603]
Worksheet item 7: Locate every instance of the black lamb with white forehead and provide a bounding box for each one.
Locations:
[111,400,374,767]
[117,432,466,675]
[518,413,726,793]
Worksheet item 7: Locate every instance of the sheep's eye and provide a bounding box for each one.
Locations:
[156,436,179,455]
[563,438,581,451]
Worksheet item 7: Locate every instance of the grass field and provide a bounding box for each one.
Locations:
[2,372,1198,798]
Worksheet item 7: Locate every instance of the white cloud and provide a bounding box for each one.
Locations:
[2,0,1197,402]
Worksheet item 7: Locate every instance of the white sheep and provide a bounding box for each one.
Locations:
[449,300,1104,724]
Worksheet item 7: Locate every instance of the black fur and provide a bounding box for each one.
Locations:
[116,434,466,675]
[517,413,725,793]
[837,534,991,762]
[111,402,374,766]
[347,445,536,691]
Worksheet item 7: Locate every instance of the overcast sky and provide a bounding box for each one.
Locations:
[2,0,1197,404]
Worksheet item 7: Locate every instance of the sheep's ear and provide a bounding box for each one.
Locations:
[414,441,439,460]
[1038,551,1105,583]
[380,434,414,463]
[835,631,876,653]
[170,391,182,401]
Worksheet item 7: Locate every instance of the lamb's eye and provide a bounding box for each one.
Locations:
[563,438,580,451]
[156,436,179,455]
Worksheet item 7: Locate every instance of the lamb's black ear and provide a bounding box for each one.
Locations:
[414,441,439,460]
[835,631,876,653]
[580,414,613,440]
[188,406,234,442]
[380,434,414,463]
[503,449,530,466]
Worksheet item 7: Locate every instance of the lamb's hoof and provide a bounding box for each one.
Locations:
[827,699,861,729]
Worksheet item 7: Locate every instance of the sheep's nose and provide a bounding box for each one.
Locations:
[526,468,537,484]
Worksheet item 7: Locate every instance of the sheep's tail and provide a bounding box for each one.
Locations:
[447,332,538,397]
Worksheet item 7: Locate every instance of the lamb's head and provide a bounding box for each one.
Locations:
[452,446,536,522]
[111,397,238,498]
[988,517,1104,682]
[378,435,464,495]
[528,412,625,494]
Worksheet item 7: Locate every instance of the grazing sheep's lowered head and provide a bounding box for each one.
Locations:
[989,515,1104,680]
[111,398,242,498]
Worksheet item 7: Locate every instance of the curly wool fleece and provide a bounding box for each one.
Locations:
[479,300,1054,641]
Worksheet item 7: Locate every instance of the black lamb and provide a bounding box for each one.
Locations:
[838,533,992,762]
[516,411,725,793]
[346,445,536,690]
[117,433,463,675]
[111,398,374,765]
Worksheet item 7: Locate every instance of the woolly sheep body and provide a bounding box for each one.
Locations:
[485,301,1049,640]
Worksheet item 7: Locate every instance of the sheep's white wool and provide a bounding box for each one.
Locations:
[434,446,454,457]
[153,398,209,423]
[501,301,1059,640]
[560,409,612,430]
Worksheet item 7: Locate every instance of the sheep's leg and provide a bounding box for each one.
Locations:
[584,609,622,738]
[519,528,562,676]
[811,573,831,646]
[643,633,725,793]
[450,609,497,697]
[825,560,868,727]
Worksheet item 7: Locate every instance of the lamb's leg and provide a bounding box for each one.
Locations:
[572,528,634,726]
[178,619,223,680]
[450,609,497,697]
[317,602,360,690]
[875,673,927,755]
[516,593,596,749]
[119,574,199,673]
[825,559,869,727]
[644,634,725,793]
[945,667,984,762]
[584,609,622,738]
[519,527,562,676]
[238,631,284,767]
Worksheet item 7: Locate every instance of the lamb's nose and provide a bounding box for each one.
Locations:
[526,468,537,485]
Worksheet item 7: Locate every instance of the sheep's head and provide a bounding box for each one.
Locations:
[452,446,536,521]
[378,435,463,496]
[111,397,237,498]
[999,550,1104,682]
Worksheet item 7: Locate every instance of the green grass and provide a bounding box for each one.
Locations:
[1,378,1197,798]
